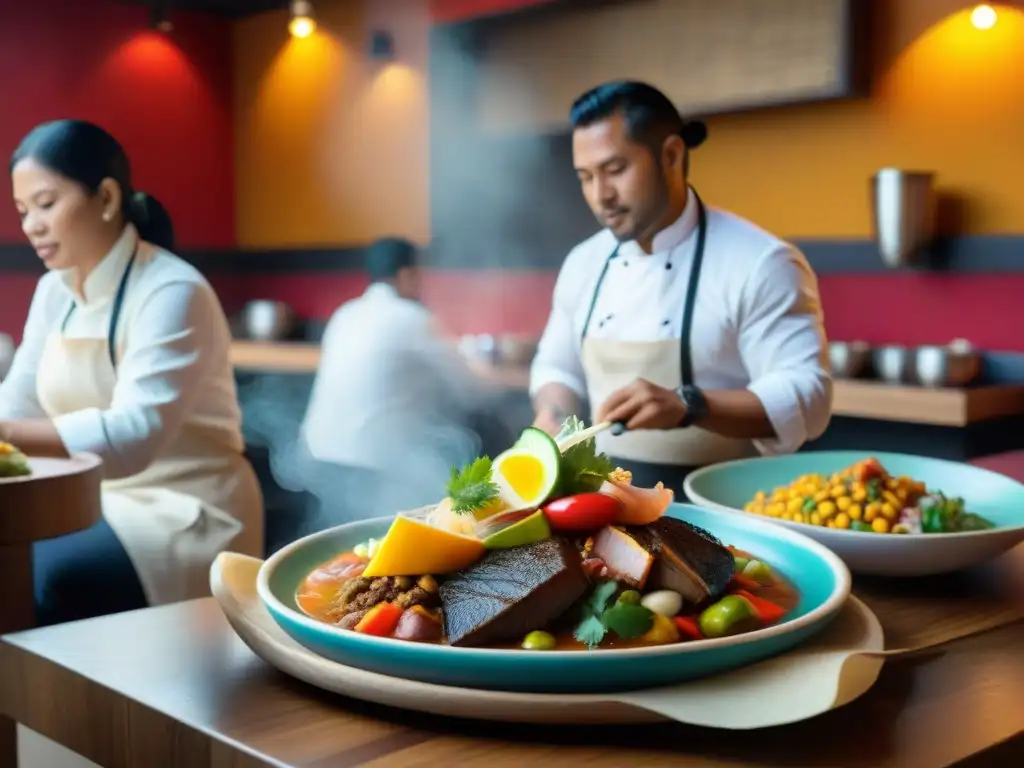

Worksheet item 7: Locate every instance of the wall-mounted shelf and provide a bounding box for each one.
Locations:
[229,343,1024,427]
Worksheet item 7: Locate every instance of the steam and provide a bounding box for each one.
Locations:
[237,25,563,542]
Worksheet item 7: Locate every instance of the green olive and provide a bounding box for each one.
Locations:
[699,595,754,638]
[616,589,642,606]
[521,630,557,651]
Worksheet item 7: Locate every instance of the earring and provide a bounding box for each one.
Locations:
[103,212,112,222]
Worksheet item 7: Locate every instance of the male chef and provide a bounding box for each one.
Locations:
[530,80,832,492]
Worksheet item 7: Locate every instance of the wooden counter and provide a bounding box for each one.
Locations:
[831,380,1024,427]
[229,342,1024,427]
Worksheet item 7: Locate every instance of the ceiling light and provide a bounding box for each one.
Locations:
[289,0,317,39]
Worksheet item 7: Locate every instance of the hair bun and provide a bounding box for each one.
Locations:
[680,120,708,149]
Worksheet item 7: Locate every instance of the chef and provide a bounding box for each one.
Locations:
[530,81,832,492]
[0,119,263,625]
[300,237,490,516]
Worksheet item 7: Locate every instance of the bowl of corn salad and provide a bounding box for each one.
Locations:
[685,452,1024,576]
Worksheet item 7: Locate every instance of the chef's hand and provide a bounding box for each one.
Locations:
[596,378,686,431]
[532,409,564,437]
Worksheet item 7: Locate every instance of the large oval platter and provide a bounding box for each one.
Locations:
[257,503,850,694]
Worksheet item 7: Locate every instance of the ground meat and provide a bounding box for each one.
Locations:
[327,574,440,627]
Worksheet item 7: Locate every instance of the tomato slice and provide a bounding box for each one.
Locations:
[542,493,622,531]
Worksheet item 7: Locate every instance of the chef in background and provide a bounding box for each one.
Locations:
[530,80,832,492]
[300,237,489,515]
[0,119,262,625]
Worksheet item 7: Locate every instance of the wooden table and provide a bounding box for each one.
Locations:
[0,455,103,767]
[2,548,1023,768]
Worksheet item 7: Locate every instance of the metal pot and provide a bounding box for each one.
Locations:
[829,340,871,379]
[873,345,911,384]
[871,169,937,268]
[914,341,981,388]
[242,300,296,341]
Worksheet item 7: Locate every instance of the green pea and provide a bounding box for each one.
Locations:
[699,595,754,638]
[616,589,642,606]
[801,498,817,514]
[521,630,556,651]
[850,520,873,532]
[733,555,751,573]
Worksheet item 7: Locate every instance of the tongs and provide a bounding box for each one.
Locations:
[556,420,626,453]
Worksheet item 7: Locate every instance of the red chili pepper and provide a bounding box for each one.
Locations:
[354,602,404,636]
[729,572,760,592]
[734,590,787,624]
[673,616,704,641]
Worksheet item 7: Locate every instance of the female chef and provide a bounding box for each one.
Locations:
[530,81,832,492]
[0,119,263,625]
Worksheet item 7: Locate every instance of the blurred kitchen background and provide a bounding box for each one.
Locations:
[2,0,1024,548]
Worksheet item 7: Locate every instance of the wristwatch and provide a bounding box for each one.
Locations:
[675,384,708,428]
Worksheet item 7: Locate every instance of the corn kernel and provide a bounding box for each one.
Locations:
[781,511,793,521]
[754,490,766,502]
[826,520,836,528]
[817,501,837,519]
[852,487,867,502]
[813,490,829,503]
[787,497,803,513]
[835,496,851,511]
[834,512,851,529]
[865,501,881,522]
[881,502,897,520]
[810,512,822,526]
[792,512,805,524]
[847,503,863,521]
[872,517,891,534]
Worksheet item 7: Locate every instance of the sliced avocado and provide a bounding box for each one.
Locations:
[508,427,562,504]
[482,510,552,550]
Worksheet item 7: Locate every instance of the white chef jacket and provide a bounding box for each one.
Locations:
[0,224,246,477]
[301,282,486,496]
[530,190,832,455]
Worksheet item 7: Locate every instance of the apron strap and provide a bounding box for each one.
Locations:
[61,247,138,370]
[679,191,708,386]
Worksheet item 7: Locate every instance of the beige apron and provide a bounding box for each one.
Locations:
[582,192,757,471]
[35,253,262,607]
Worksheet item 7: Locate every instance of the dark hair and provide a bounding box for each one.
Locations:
[569,80,707,172]
[10,119,175,251]
[364,237,417,282]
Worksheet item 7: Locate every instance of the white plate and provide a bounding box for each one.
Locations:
[211,552,886,729]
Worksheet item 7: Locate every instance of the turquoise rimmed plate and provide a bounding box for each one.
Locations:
[686,451,1024,577]
[256,503,851,693]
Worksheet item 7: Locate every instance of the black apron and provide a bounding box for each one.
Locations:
[581,192,709,497]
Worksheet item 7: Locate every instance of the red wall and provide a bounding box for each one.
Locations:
[0,0,235,339]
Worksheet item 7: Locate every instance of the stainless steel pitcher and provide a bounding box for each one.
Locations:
[870,169,937,268]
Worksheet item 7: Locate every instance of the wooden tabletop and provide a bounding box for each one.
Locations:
[0,452,104,767]
[2,547,1023,768]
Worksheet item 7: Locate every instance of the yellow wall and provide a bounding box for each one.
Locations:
[232,0,1024,247]
[233,0,430,248]
[694,0,1024,238]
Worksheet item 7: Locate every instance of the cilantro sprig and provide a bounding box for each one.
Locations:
[556,417,615,495]
[446,457,500,515]
[573,580,655,649]
[573,580,618,648]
